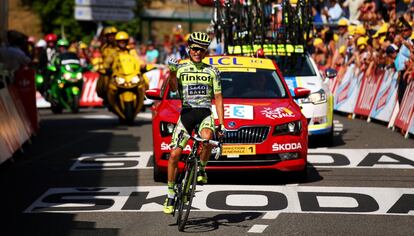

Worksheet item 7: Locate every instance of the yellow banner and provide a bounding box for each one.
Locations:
[204,56,275,69]
[218,67,257,72]
[222,145,256,155]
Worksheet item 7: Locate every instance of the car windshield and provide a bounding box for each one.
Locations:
[269,55,316,77]
[168,69,288,99]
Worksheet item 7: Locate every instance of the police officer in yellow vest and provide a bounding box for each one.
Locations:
[105,31,150,113]
[96,26,118,100]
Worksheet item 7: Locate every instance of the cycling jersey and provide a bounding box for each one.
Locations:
[176,61,221,109]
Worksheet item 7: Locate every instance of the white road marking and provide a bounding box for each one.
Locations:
[70,152,152,170]
[82,112,152,120]
[308,148,414,169]
[333,120,343,132]
[262,211,280,219]
[25,185,414,215]
[226,195,268,207]
[248,224,268,233]
[70,149,414,170]
[82,114,114,119]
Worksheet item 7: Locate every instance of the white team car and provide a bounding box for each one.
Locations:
[270,54,335,145]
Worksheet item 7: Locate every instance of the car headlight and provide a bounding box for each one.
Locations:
[76,72,82,80]
[273,120,302,136]
[301,89,327,104]
[160,122,176,137]
[63,72,71,80]
[131,76,140,84]
[115,77,125,85]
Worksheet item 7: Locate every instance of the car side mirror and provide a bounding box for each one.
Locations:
[145,88,162,100]
[325,68,337,79]
[293,87,311,99]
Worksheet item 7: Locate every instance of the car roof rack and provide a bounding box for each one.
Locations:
[211,0,313,57]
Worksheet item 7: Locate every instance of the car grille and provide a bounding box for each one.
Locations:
[223,126,270,144]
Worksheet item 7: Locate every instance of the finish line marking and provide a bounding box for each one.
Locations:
[248,224,268,233]
[25,185,414,216]
[69,149,414,170]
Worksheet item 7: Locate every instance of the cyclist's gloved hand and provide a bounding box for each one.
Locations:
[167,56,179,72]
[217,124,227,139]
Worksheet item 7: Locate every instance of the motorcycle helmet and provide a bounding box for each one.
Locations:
[115,31,129,41]
[79,42,88,49]
[103,26,118,35]
[57,39,70,47]
[256,48,265,58]
[187,32,211,48]
[35,39,47,48]
[44,33,58,42]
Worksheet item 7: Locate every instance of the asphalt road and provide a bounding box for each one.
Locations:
[0,107,413,236]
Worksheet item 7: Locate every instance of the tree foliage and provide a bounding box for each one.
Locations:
[26,0,143,43]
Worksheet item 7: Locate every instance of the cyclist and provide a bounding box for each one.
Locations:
[163,32,225,214]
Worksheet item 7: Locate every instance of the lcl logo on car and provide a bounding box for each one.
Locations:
[25,185,413,215]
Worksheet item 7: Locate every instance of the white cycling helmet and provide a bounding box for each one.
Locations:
[36,39,47,48]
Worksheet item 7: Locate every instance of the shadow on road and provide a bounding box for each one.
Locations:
[171,212,262,233]
[0,108,149,235]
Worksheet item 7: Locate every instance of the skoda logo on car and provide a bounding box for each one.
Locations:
[228,121,236,128]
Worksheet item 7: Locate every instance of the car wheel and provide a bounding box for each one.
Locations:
[322,126,334,147]
[153,154,165,182]
[291,163,308,182]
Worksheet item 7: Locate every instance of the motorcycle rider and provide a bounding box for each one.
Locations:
[38,33,58,94]
[104,31,148,114]
[47,38,82,108]
[97,26,118,100]
[163,32,225,214]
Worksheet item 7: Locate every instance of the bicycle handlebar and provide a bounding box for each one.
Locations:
[179,131,223,160]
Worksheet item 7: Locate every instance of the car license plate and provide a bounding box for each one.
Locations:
[222,145,256,156]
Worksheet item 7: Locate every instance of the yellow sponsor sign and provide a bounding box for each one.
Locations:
[218,67,257,72]
[204,56,275,70]
[180,56,274,70]
[222,145,256,155]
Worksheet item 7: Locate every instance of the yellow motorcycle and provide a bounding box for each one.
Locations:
[107,53,148,125]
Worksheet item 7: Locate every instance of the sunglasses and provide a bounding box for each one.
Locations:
[190,46,207,52]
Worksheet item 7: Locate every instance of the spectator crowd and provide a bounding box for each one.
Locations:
[0,0,411,104]
[309,0,412,104]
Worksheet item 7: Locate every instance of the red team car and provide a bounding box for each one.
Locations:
[146,56,310,181]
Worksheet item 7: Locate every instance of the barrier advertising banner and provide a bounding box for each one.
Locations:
[407,114,414,138]
[0,87,26,155]
[354,69,385,117]
[14,67,38,132]
[0,90,13,164]
[36,91,50,108]
[393,80,414,132]
[369,69,398,122]
[80,71,102,107]
[334,65,363,114]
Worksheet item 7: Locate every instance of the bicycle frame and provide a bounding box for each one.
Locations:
[172,130,221,231]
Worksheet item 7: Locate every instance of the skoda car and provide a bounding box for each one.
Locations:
[271,54,335,144]
[146,56,310,182]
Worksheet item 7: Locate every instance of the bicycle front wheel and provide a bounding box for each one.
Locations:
[176,160,197,231]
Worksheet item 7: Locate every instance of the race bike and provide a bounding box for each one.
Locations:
[172,129,222,231]
[47,52,84,114]
[106,53,148,125]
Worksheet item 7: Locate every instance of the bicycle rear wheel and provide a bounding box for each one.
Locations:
[176,159,197,231]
